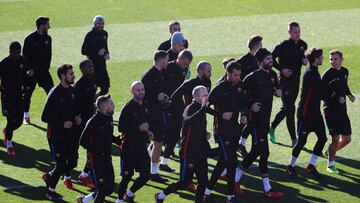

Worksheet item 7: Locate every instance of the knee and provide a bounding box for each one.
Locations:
[320,136,327,145]
[331,136,340,146]
[342,136,351,145]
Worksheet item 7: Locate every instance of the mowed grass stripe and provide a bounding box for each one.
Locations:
[1,8,360,66]
[1,0,360,31]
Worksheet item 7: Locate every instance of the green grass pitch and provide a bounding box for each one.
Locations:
[0,0,359,202]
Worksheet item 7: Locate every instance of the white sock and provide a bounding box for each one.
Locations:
[239,137,247,146]
[116,199,124,203]
[82,192,95,203]
[235,167,244,182]
[48,187,55,192]
[7,140,13,148]
[158,192,166,199]
[309,154,319,166]
[221,169,227,176]
[126,189,134,197]
[161,158,168,165]
[80,171,88,178]
[227,195,234,200]
[151,163,158,174]
[328,160,336,167]
[24,112,30,117]
[262,177,271,192]
[204,188,212,196]
[290,155,298,167]
[64,176,71,180]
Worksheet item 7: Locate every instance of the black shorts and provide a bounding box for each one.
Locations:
[120,149,150,177]
[325,113,352,136]
[297,115,326,136]
[149,109,167,142]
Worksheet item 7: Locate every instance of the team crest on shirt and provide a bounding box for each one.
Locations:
[237,87,242,93]
[103,36,107,40]
[260,138,265,142]
[284,91,290,95]
[271,78,275,84]
[300,46,305,51]
[188,164,194,168]
[71,93,75,99]
[19,64,24,69]
[344,74,348,80]
[145,108,149,114]
[45,41,49,46]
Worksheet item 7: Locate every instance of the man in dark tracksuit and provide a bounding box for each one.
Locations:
[205,61,247,202]
[41,64,81,201]
[236,48,283,199]
[237,35,262,156]
[322,50,355,174]
[77,96,120,203]
[74,59,97,189]
[166,32,188,79]
[270,22,308,146]
[23,16,53,124]
[155,85,217,203]
[160,50,193,172]
[81,15,110,96]
[158,21,189,51]
[116,82,151,203]
[287,48,327,179]
[141,50,169,183]
[0,42,28,156]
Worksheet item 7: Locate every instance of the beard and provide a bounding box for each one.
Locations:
[135,93,145,101]
[65,78,74,85]
[263,62,273,70]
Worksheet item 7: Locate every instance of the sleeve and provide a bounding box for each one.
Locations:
[41,89,63,128]
[105,31,110,55]
[79,119,93,150]
[320,71,333,100]
[171,81,187,104]
[243,73,257,109]
[272,43,282,71]
[23,36,34,68]
[81,32,97,58]
[46,36,52,69]
[344,69,353,97]
[238,84,249,116]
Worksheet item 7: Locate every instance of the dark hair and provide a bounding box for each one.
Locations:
[57,64,73,79]
[169,21,180,29]
[178,49,193,61]
[305,48,323,64]
[222,57,235,69]
[288,21,300,31]
[329,50,343,59]
[248,35,263,50]
[154,50,168,62]
[226,61,241,73]
[36,16,49,27]
[79,59,93,69]
[9,41,21,52]
[95,95,111,109]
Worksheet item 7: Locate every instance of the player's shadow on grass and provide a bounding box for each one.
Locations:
[0,141,52,172]
[0,174,66,202]
[28,122,47,132]
[269,160,360,200]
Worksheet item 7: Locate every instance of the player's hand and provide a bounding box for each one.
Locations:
[302,58,309,66]
[222,112,233,120]
[27,69,34,77]
[251,102,262,112]
[157,92,166,101]
[139,122,149,132]
[64,121,73,129]
[98,48,106,56]
[339,96,345,104]
[240,116,247,124]
[330,91,336,97]
[74,115,82,125]
[281,68,293,78]
[104,53,110,60]
[349,95,356,102]
[274,89,282,97]
[206,131,212,140]
[147,131,154,141]
[201,96,209,107]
